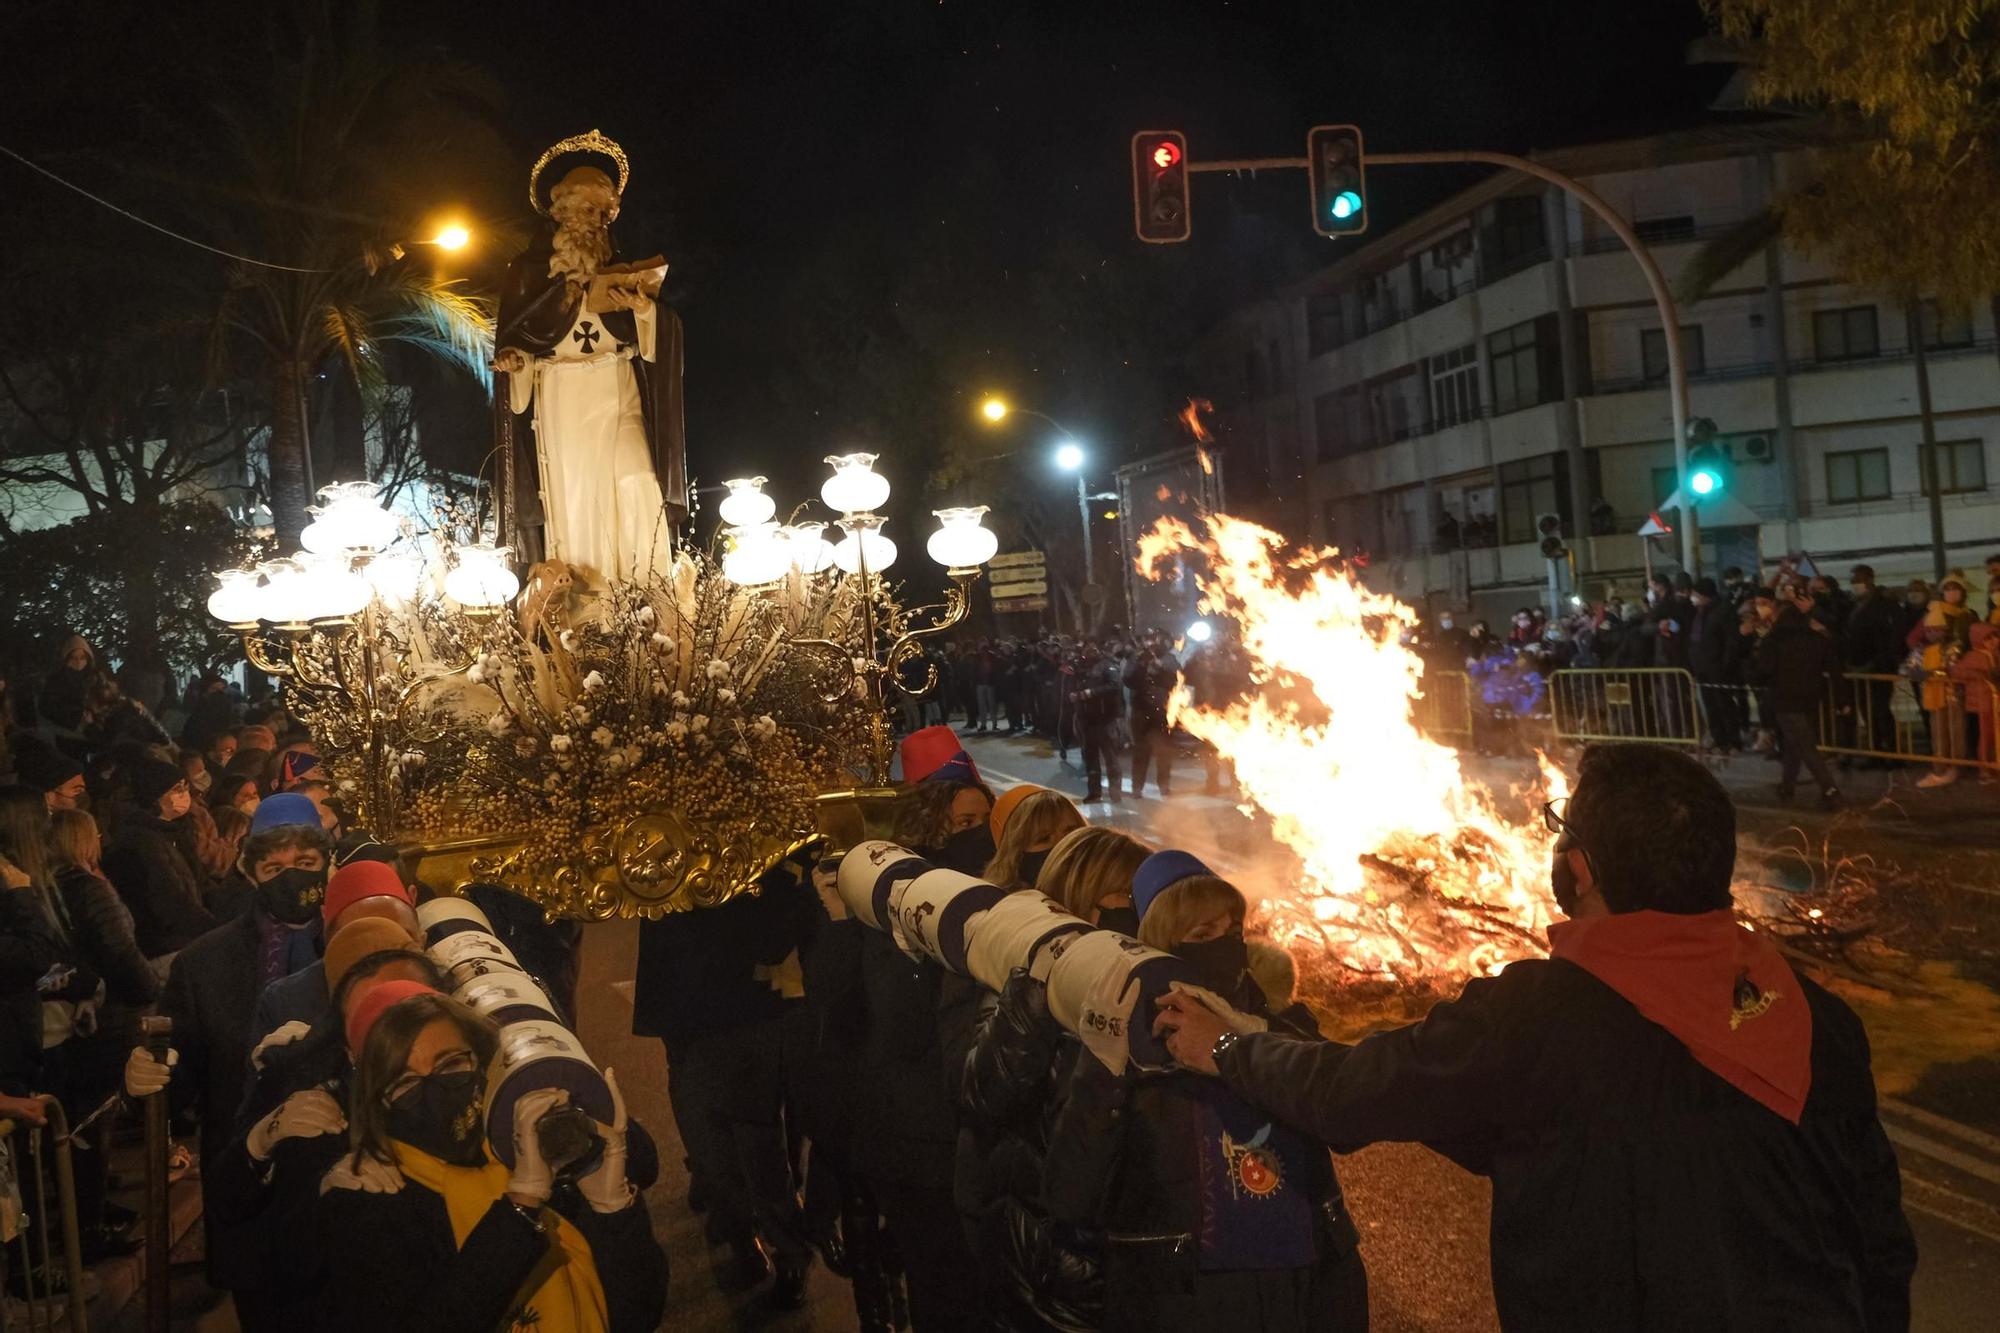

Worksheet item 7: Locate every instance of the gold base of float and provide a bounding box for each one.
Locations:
[400,788,911,921]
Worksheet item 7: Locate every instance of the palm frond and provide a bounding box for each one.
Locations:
[322,303,387,404]
[366,280,494,393]
[1676,205,1786,305]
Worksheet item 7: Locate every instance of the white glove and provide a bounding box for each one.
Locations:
[506,1087,567,1205]
[578,1068,633,1213]
[124,1046,177,1098]
[250,1020,314,1072]
[1164,980,1270,1035]
[246,1088,347,1162]
[320,1150,406,1196]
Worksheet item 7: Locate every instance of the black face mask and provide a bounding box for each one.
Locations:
[1096,905,1140,937]
[386,1070,488,1167]
[1017,848,1051,888]
[255,866,327,926]
[1174,932,1249,996]
[938,825,997,877]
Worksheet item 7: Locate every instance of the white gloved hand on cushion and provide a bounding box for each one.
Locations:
[578,1068,633,1213]
[506,1087,569,1206]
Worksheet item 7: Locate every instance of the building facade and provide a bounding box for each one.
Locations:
[1194,125,2000,622]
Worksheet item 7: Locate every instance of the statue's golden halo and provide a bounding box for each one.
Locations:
[528,128,631,215]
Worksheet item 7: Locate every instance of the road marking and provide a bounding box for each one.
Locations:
[1883,1097,2000,1158]
[1885,1124,2000,1188]
[1900,1174,2000,1245]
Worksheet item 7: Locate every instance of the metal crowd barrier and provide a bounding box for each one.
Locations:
[1414,669,1473,744]
[1820,670,1998,771]
[0,1095,87,1332]
[1550,668,1704,747]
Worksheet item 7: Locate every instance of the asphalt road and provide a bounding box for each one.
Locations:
[563,728,2000,1329]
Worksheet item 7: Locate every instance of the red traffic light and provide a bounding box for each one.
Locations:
[1130,130,1191,244]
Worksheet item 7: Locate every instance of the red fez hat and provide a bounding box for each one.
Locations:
[344,979,439,1055]
[898,725,980,786]
[321,858,413,929]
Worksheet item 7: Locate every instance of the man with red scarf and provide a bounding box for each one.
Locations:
[1156,743,1914,1331]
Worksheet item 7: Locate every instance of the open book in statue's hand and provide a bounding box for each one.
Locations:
[586,257,668,313]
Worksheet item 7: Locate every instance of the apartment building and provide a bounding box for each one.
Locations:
[1194,124,2000,620]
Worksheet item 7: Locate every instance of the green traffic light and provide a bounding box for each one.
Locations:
[1330,190,1363,220]
[1690,468,1720,496]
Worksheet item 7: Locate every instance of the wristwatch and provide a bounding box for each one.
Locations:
[1210,1030,1243,1067]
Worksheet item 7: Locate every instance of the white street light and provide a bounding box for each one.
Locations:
[1054,441,1086,472]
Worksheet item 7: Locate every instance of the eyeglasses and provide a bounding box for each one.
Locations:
[383,1049,479,1106]
[1542,797,1572,838]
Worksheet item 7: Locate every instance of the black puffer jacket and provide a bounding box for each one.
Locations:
[103,805,215,956]
[1039,992,1367,1333]
[958,969,1098,1332]
[1752,607,1841,713]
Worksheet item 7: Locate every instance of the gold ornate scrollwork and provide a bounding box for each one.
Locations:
[405,814,824,922]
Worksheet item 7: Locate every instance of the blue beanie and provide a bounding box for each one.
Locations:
[250,792,323,836]
[1132,850,1212,922]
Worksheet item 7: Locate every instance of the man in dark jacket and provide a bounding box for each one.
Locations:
[1752,590,1843,806]
[121,794,332,1324]
[1068,642,1126,802]
[103,757,214,955]
[1123,630,1182,797]
[1843,565,1907,756]
[1157,743,1914,1332]
[1686,578,1741,750]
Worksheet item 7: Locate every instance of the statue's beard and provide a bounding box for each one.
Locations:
[549,217,611,283]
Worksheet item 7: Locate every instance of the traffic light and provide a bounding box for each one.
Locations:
[1131,130,1191,244]
[1687,444,1731,497]
[1537,512,1567,559]
[1307,124,1368,237]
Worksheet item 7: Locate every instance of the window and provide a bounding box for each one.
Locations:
[1488,319,1542,414]
[1640,326,1706,382]
[1307,294,1347,357]
[1484,195,1547,275]
[1633,215,1696,244]
[1814,306,1880,362]
[1921,299,1974,350]
[1314,387,1370,462]
[1499,454,1565,545]
[1368,370,1418,443]
[1825,447,1891,504]
[1314,390,1341,463]
[1920,439,1987,495]
[1428,344,1480,429]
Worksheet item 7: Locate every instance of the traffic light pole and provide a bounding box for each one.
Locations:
[1191,147,1700,574]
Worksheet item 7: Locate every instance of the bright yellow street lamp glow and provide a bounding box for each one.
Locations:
[979,396,1009,423]
[433,224,471,251]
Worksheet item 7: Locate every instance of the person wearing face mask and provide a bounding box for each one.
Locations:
[1069,640,1127,803]
[174,744,237,879]
[15,746,89,815]
[318,987,665,1332]
[102,755,214,955]
[122,793,334,1309]
[949,825,1152,1329]
[1032,851,1368,1333]
[250,851,420,1034]
[983,786,1086,890]
[1154,743,1914,1332]
[212,772,262,821]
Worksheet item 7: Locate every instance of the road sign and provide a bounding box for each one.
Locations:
[991,580,1048,600]
[988,550,1047,571]
[994,596,1049,614]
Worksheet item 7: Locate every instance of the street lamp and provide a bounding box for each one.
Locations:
[977,395,1102,609]
[432,224,472,251]
[980,396,1010,422]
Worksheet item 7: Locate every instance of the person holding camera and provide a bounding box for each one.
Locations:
[317,985,664,1332]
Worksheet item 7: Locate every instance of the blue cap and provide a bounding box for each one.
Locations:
[250,792,322,836]
[1132,850,1212,922]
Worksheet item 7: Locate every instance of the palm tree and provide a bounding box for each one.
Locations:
[185,1,514,545]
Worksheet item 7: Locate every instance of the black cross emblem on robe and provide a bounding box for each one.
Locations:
[572,320,601,353]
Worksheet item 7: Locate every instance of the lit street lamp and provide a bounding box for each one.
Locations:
[977,395,1103,602]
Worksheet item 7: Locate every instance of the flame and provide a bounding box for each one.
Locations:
[1178,397,1216,474]
[1138,511,1566,994]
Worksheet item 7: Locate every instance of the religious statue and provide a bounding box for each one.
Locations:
[494,130,689,585]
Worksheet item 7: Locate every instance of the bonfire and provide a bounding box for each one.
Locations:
[1138,512,1567,998]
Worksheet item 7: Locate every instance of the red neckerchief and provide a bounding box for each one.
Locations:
[1547,909,1812,1123]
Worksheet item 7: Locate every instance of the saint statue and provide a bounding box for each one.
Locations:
[494,130,688,585]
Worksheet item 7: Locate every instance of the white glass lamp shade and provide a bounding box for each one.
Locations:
[821,453,891,515]
[206,569,264,625]
[832,525,897,575]
[721,522,792,586]
[444,544,521,609]
[363,547,427,605]
[926,506,999,569]
[255,559,309,625]
[293,554,371,622]
[717,476,777,528]
[300,481,401,554]
[785,521,836,574]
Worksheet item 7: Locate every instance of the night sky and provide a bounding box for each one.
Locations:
[5,0,1721,517]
